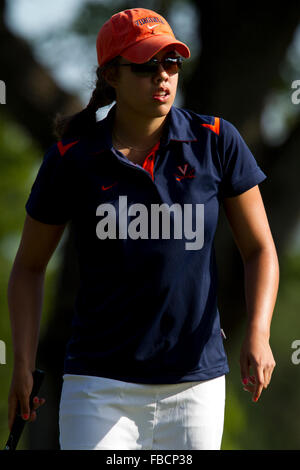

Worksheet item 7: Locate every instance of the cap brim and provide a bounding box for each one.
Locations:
[121,35,190,63]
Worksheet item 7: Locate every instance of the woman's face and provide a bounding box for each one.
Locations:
[111,46,179,120]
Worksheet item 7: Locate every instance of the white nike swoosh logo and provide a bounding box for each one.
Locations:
[147,24,159,29]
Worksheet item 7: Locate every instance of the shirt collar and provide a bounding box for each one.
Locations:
[93,103,198,153]
[161,106,198,145]
[93,105,116,152]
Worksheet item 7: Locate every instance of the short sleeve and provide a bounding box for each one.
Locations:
[219,118,267,198]
[25,143,73,224]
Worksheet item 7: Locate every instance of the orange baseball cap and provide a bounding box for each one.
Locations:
[96,8,191,67]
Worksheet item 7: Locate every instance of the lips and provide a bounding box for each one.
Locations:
[152,88,170,102]
[153,88,170,97]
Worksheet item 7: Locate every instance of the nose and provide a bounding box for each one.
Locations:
[153,64,169,82]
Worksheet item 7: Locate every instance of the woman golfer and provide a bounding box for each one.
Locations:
[8,8,279,450]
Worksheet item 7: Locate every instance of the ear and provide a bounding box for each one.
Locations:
[102,66,119,89]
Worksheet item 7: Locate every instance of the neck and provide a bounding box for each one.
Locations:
[113,104,167,150]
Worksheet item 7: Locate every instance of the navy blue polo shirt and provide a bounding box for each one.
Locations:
[25,104,267,384]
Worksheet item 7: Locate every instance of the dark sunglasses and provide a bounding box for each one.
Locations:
[119,56,183,76]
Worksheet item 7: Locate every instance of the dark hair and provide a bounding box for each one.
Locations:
[53,57,120,140]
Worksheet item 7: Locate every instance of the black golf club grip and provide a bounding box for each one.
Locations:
[4,369,45,450]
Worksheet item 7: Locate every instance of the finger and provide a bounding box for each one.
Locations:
[263,364,275,388]
[28,410,37,423]
[39,398,46,406]
[240,356,250,387]
[253,366,265,402]
[32,396,41,410]
[32,397,46,411]
[28,398,46,422]
[20,391,31,420]
[243,383,255,393]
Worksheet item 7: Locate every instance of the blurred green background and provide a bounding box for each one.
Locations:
[1,0,300,449]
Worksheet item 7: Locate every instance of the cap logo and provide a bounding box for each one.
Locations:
[134,16,165,27]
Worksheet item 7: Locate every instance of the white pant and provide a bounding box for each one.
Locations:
[59,373,226,450]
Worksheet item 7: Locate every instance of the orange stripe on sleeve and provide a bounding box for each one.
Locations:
[201,117,220,135]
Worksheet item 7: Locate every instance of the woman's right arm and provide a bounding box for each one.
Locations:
[7,213,67,430]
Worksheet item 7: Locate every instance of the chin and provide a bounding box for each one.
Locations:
[150,102,173,117]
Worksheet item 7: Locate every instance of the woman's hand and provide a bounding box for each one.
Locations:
[8,366,46,431]
[239,328,276,402]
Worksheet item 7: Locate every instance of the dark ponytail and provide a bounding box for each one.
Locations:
[53,57,120,140]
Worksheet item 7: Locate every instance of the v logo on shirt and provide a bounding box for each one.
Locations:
[174,164,195,182]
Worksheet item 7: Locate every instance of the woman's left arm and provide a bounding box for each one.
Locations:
[222,185,279,402]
